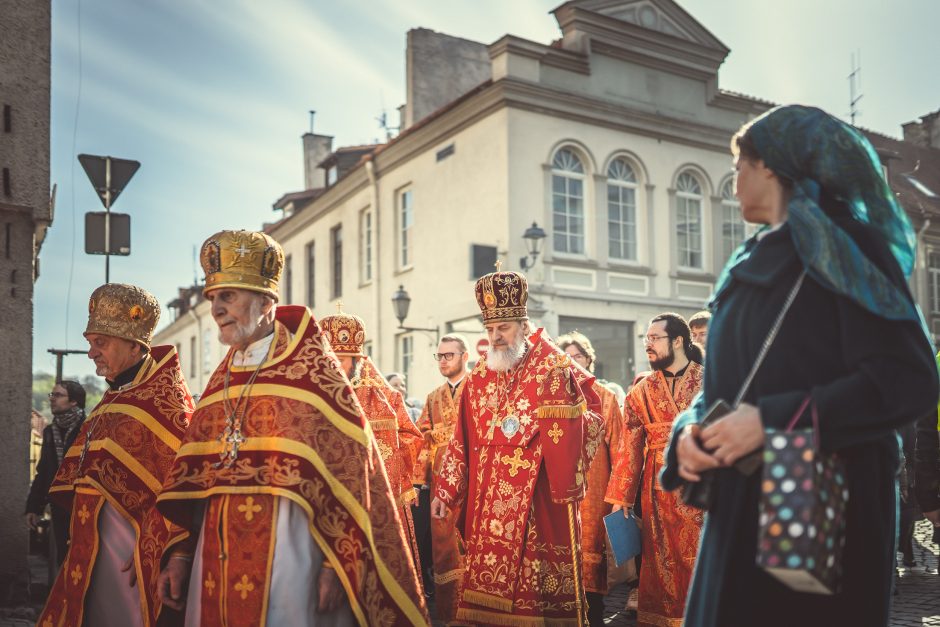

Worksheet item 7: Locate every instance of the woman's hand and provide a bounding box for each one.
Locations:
[699,403,765,466]
[676,424,721,482]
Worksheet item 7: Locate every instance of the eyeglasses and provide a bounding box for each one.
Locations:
[432,352,465,362]
[569,353,588,361]
[643,335,672,345]
[48,392,68,399]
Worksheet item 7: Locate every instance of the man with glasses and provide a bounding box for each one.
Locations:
[689,310,711,349]
[26,381,87,569]
[609,312,704,627]
[413,334,470,622]
[556,332,626,626]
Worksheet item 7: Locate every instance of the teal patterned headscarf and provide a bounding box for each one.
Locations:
[713,105,919,322]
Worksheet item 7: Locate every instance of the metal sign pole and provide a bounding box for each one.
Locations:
[104,156,112,283]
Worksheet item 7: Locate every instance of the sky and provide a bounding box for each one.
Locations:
[36,0,940,379]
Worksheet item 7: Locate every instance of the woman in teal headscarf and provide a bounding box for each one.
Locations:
[660,105,938,626]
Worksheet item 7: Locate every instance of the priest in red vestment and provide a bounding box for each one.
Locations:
[319,307,425,581]
[608,312,705,627]
[37,283,194,627]
[431,268,603,626]
[155,230,428,627]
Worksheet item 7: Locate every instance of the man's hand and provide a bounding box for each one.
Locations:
[121,554,138,587]
[431,497,449,519]
[25,513,41,531]
[925,509,940,526]
[677,424,721,482]
[316,566,345,614]
[157,558,192,611]
[699,403,765,467]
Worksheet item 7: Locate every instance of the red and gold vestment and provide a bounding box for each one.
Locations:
[38,346,193,627]
[415,378,467,624]
[580,381,625,594]
[435,329,602,626]
[608,363,705,627]
[156,306,428,627]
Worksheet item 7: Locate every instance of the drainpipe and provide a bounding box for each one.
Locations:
[917,219,931,310]
[365,158,383,367]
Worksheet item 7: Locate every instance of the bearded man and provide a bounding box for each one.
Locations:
[608,312,704,627]
[413,334,470,622]
[156,230,427,627]
[318,307,424,580]
[557,331,626,626]
[37,284,194,627]
[431,268,603,625]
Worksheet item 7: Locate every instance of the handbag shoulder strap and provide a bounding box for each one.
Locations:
[732,270,807,407]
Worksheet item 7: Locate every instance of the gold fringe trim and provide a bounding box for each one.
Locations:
[537,402,586,420]
[457,607,579,626]
[637,609,685,627]
[368,418,398,431]
[433,568,465,585]
[462,589,514,612]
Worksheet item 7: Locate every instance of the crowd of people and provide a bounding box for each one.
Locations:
[22,104,940,627]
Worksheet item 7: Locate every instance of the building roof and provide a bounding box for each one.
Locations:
[863,130,940,219]
[272,187,327,211]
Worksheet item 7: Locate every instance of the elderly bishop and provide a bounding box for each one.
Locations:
[431,269,603,626]
[155,230,428,627]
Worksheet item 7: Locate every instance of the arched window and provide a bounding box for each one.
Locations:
[552,148,585,255]
[607,158,638,261]
[676,172,703,269]
[720,179,745,262]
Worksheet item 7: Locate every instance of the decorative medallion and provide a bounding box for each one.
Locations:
[501,414,520,437]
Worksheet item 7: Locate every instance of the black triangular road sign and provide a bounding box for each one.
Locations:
[78,154,141,208]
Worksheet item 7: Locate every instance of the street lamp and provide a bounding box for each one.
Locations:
[391,285,439,340]
[519,221,547,271]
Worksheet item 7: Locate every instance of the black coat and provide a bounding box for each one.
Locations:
[662,218,938,627]
[914,406,940,515]
[26,420,84,565]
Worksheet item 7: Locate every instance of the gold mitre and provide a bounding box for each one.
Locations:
[320,303,366,356]
[474,267,528,323]
[200,230,284,300]
[84,283,160,348]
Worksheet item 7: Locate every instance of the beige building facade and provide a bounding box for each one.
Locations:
[155,0,940,400]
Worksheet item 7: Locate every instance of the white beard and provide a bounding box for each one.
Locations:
[486,333,527,372]
[218,298,264,347]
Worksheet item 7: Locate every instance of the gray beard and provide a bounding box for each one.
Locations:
[218,299,264,347]
[487,335,527,372]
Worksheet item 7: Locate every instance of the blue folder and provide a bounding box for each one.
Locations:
[604,510,642,567]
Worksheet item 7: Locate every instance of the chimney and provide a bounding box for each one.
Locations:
[301,111,333,190]
[902,109,940,149]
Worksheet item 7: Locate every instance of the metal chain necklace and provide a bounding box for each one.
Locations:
[486,343,528,439]
[76,386,128,474]
[214,349,266,469]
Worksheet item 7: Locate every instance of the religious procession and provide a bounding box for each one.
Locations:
[8,2,940,627]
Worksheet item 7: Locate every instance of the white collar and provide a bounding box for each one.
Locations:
[232,331,276,367]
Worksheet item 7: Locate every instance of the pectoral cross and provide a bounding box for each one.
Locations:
[215,427,246,469]
[500,447,531,477]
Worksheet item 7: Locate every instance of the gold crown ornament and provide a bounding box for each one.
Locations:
[84,283,160,348]
[474,264,528,323]
[200,230,284,300]
[319,302,366,356]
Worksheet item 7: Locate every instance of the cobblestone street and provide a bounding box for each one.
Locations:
[3,520,937,626]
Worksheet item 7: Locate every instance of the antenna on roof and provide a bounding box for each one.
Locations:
[375,94,399,141]
[848,51,862,126]
[192,244,198,285]
[309,110,316,134]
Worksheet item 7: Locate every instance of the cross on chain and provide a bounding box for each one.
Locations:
[500,447,531,477]
[216,428,246,468]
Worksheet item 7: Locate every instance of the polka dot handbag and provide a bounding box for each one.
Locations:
[757,396,848,595]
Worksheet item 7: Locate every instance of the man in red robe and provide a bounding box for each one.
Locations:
[155,230,428,627]
[431,268,603,625]
[319,307,425,582]
[37,283,193,627]
[609,312,705,627]
[557,331,626,626]
[414,333,470,622]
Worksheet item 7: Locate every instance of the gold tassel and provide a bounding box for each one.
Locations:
[537,402,586,420]
[462,589,514,612]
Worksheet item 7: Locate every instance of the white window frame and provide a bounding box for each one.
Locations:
[399,335,414,383]
[399,189,414,269]
[676,172,704,270]
[360,208,373,283]
[607,158,638,262]
[929,251,940,314]
[551,148,586,256]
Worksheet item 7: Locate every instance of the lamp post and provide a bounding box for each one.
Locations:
[519,221,547,271]
[391,285,440,342]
